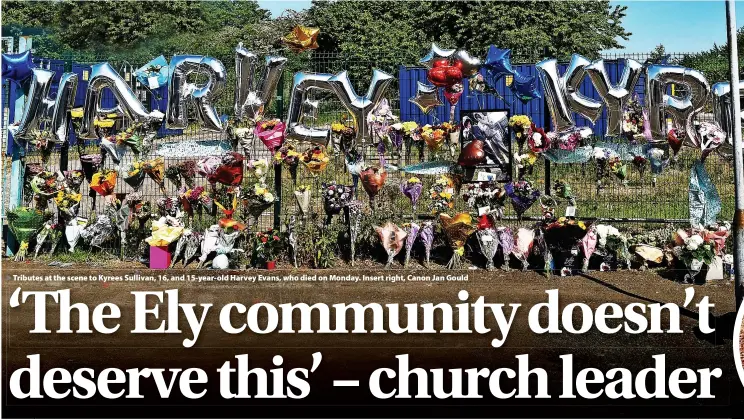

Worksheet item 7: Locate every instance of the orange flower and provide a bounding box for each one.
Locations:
[90,170,118,196]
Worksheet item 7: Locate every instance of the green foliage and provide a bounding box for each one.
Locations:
[680,27,744,83]
[308,0,631,62]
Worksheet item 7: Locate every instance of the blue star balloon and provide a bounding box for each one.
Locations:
[483,46,515,82]
[2,50,34,82]
[510,71,541,103]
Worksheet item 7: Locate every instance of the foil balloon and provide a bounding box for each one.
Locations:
[79,62,162,139]
[452,50,481,77]
[536,55,603,132]
[409,82,442,114]
[645,65,710,145]
[483,46,515,83]
[419,43,456,69]
[234,43,288,121]
[282,26,320,53]
[2,50,34,82]
[302,98,320,122]
[167,55,227,132]
[285,72,333,144]
[585,59,643,137]
[510,71,541,103]
[11,70,78,145]
[712,81,744,155]
[327,69,395,143]
[427,63,463,88]
[444,83,464,105]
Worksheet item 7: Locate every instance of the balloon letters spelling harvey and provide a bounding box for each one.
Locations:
[536,54,603,133]
[80,62,162,139]
[645,65,710,145]
[234,43,288,121]
[585,59,643,137]
[12,69,78,145]
[167,55,227,132]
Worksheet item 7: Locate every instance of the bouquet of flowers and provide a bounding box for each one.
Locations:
[254,119,286,151]
[497,227,515,271]
[331,122,356,153]
[621,95,645,142]
[30,171,62,200]
[400,176,423,213]
[170,230,203,268]
[420,124,446,157]
[580,225,598,272]
[113,124,143,155]
[390,121,423,162]
[55,189,82,219]
[514,151,538,180]
[608,156,627,183]
[322,181,353,217]
[197,155,222,185]
[79,153,102,185]
[252,229,283,265]
[245,158,269,184]
[514,227,535,271]
[463,181,506,219]
[345,148,365,191]
[90,169,118,197]
[210,152,244,186]
[30,130,54,164]
[440,213,476,269]
[63,170,85,193]
[508,115,532,151]
[553,179,575,206]
[671,227,726,282]
[475,214,499,270]
[65,216,88,252]
[420,221,435,267]
[593,147,617,191]
[240,183,275,224]
[215,191,246,232]
[179,186,213,217]
[301,146,330,175]
[294,184,312,217]
[156,196,180,217]
[80,213,115,249]
[403,222,420,268]
[165,160,197,189]
[375,222,407,268]
[359,166,387,205]
[632,155,648,176]
[34,221,62,258]
[528,124,550,154]
[7,207,46,261]
[146,216,184,248]
[697,122,726,162]
[505,180,540,219]
[429,175,456,214]
[274,143,301,183]
[553,129,583,151]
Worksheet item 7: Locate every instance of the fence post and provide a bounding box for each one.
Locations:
[273,73,285,231]
[543,87,552,196]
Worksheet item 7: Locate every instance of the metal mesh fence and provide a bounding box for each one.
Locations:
[1,50,737,259]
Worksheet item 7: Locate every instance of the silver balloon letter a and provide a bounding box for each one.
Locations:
[585,59,643,137]
[536,54,603,132]
[234,43,287,121]
[79,62,161,139]
[167,55,227,132]
[12,69,78,145]
[645,65,710,145]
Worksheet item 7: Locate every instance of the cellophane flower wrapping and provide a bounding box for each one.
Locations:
[81,214,115,248]
[400,177,423,212]
[146,216,184,247]
[440,213,476,269]
[477,228,499,270]
[90,170,118,197]
[301,146,330,175]
[241,183,275,221]
[580,226,598,271]
[429,175,455,214]
[34,221,62,258]
[375,222,407,268]
[420,221,435,266]
[360,166,387,203]
[210,152,244,186]
[254,119,286,151]
[63,170,85,193]
[403,222,421,267]
[294,186,312,217]
[197,156,222,181]
[274,143,301,182]
[346,200,364,264]
[246,158,269,184]
[497,227,514,270]
[323,181,353,218]
[7,207,46,261]
[463,181,506,219]
[505,180,540,218]
[30,171,62,199]
[65,216,87,252]
[515,227,535,270]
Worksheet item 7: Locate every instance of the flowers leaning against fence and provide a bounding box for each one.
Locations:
[252,229,284,265]
[508,115,531,151]
[90,169,118,197]
[254,119,286,152]
[429,175,456,214]
[301,146,330,175]
[55,189,82,218]
[241,184,275,223]
[400,176,423,213]
[30,171,62,200]
[462,181,506,219]
[294,184,312,217]
[274,143,301,182]
[7,207,47,261]
[505,180,540,218]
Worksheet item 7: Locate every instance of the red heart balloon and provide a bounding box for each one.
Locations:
[444,85,463,105]
[458,140,486,167]
[428,66,463,88]
[667,129,682,156]
[432,58,450,68]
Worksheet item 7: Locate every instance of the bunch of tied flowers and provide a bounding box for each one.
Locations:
[429,175,455,214]
[508,115,532,151]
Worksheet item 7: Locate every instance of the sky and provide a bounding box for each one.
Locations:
[256,0,744,54]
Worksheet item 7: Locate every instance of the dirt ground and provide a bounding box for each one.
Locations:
[2,265,742,417]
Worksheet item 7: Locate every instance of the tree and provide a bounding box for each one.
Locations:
[308,0,631,64]
[680,27,744,83]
